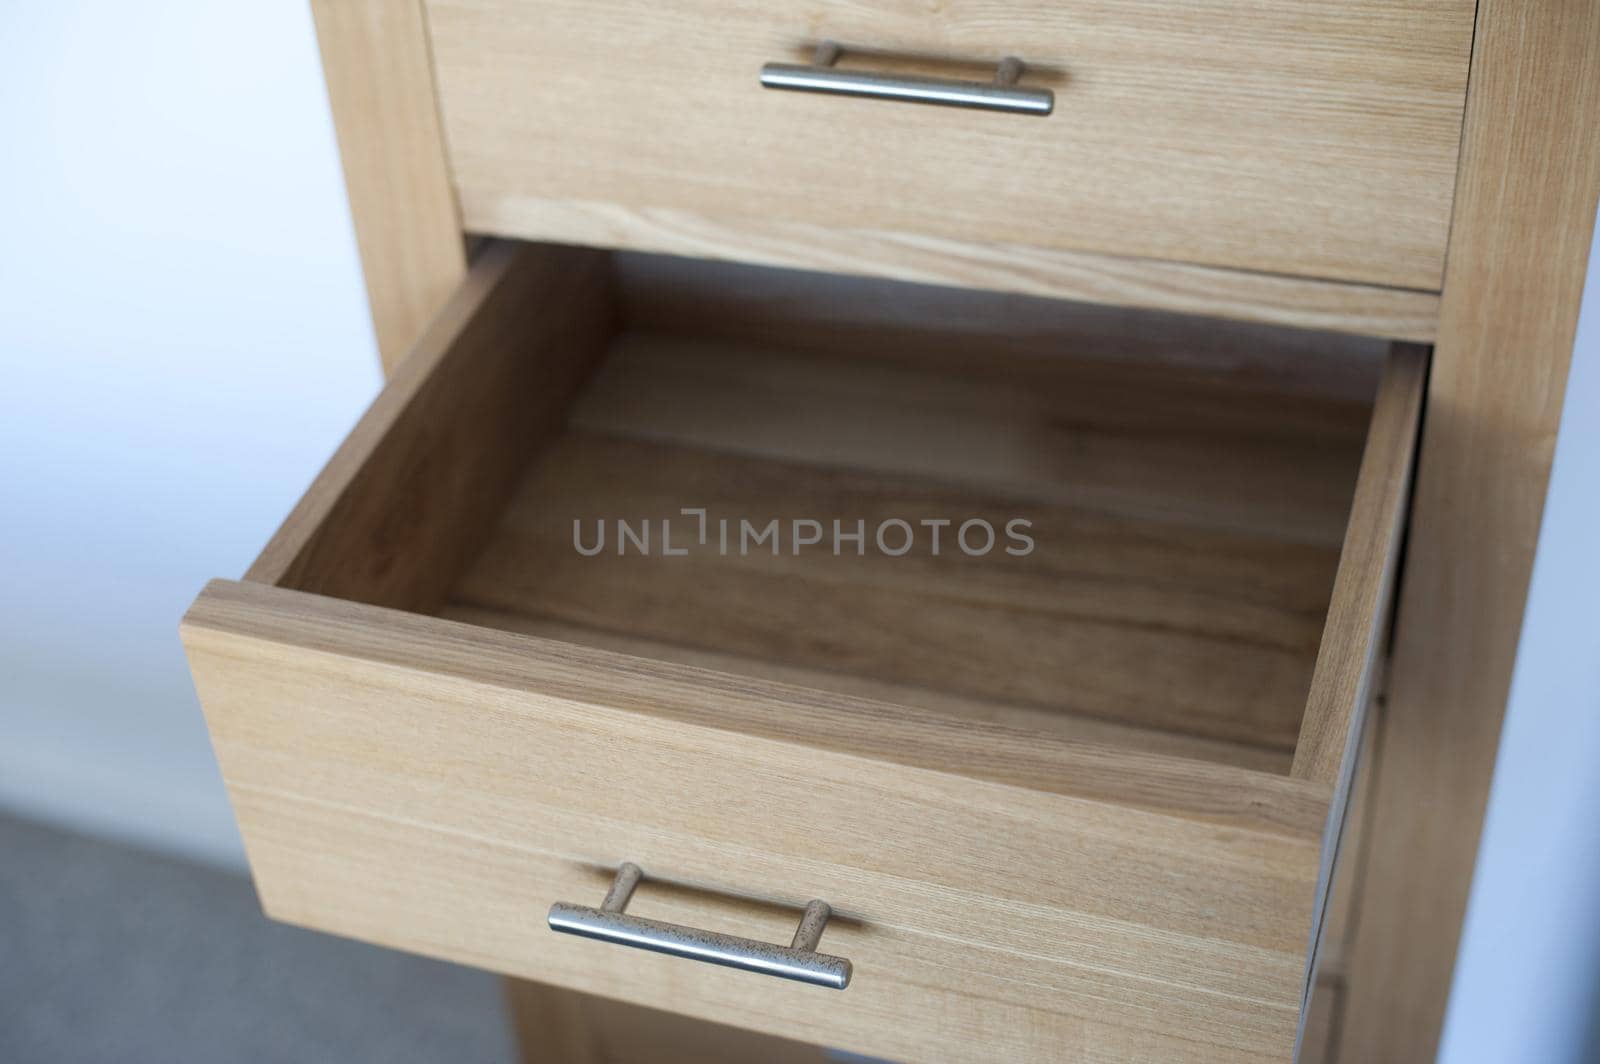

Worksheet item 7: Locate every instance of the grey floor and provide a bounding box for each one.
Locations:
[0,813,515,1064]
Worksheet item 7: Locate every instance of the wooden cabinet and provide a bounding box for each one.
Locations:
[189,1,1600,1059]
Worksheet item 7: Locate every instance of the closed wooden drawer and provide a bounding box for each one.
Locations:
[426,0,1473,290]
[182,241,1423,1063]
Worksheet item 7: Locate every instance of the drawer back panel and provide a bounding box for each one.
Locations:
[426,0,1475,289]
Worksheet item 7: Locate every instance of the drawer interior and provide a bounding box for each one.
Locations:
[260,240,1398,777]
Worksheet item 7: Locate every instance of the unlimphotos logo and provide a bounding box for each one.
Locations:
[573,508,1034,558]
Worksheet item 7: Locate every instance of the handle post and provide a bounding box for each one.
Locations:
[601,862,643,912]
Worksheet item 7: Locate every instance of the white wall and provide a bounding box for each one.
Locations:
[2,4,1598,1059]
[0,2,380,868]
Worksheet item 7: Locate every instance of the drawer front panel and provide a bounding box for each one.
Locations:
[183,579,1326,1064]
[427,0,1474,289]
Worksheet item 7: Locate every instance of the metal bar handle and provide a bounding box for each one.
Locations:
[760,40,1053,116]
[547,863,853,990]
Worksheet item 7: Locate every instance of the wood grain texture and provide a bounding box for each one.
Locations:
[504,979,829,1064]
[1316,705,1380,986]
[246,240,614,611]
[197,578,1330,833]
[310,0,467,371]
[444,606,1295,774]
[1285,345,1424,1059]
[613,249,1395,403]
[447,331,1374,754]
[1293,346,1427,783]
[428,0,1474,290]
[465,198,1444,342]
[573,331,1375,545]
[182,578,1330,1064]
[1297,699,1378,1064]
[195,235,1424,1057]
[1342,0,1600,1058]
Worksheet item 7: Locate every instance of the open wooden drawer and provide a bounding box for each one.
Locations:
[182,241,1425,1063]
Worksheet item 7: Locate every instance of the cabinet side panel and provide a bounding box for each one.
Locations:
[311,0,468,370]
[1342,0,1600,1057]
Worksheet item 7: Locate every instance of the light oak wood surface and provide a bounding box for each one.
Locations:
[426,0,1474,291]
[1293,345,1426,784]
[182,243,1428,1061]
[1341,0,1600,1058]
[310,0,468,372]
[237,242,1392,810]
[469,201,1444,343]
[448,333,1368,754]
[1285,346,1424,1060]
[1297,703,1379,1064]
[503,980,830,1064]
[1316,703,1381,987]
[613,250,1393,405]
[443,605,1295,775]
[184,578,1327,1064]
[247,241,614,611]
